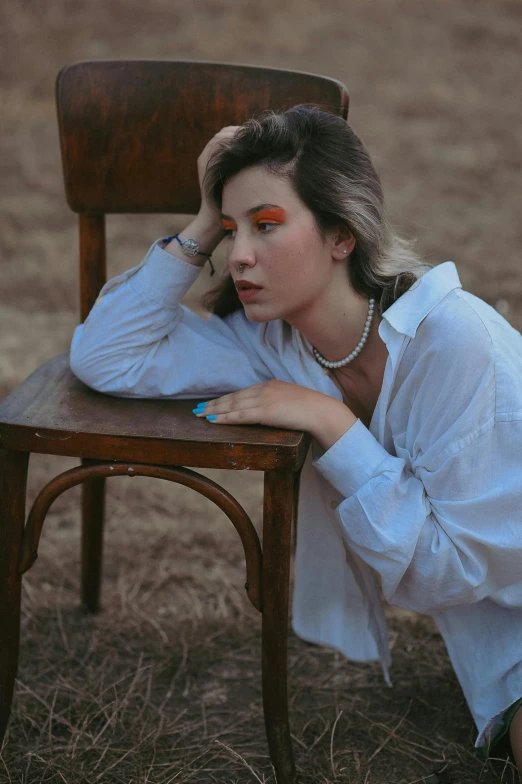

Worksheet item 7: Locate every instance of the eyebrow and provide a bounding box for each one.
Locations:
[220,203,283,220]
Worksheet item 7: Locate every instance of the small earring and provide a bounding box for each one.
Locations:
[343,250,347,254]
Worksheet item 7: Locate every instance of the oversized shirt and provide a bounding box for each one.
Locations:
[70,239,522,748]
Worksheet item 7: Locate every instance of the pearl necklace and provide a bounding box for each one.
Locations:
[312,298,376,369]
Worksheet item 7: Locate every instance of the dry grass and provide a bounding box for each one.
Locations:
[2,474,520,783]
[2,0,522,781]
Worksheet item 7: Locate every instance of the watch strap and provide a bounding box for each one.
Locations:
[161,234,215,276]
[162,233,212,258]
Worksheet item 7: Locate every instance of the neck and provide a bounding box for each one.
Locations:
[288,284,375,367]
[332,315,385,380]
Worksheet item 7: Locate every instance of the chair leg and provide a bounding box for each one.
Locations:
[0,448,29,746]
[262,469,297,784]
[81,468,106,613]
[291,466,301,554]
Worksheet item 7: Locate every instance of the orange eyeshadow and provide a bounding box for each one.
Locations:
[252,208,286,223]
[221,208,287,230]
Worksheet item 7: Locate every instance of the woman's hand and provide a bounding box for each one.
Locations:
[193,380,358,451]
[197,125,242,217]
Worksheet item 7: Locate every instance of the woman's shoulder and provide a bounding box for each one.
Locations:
[416,287,519,356]
[413,288,522,419]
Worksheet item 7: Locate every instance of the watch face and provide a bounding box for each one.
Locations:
[181,238,199,256]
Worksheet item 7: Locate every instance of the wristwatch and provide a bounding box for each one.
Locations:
[161,233,212,258]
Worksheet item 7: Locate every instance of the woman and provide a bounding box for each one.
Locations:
[70,105,522,769]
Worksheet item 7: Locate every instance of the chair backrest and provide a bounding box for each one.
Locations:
[55,60,349,320]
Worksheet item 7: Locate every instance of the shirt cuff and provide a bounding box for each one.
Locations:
[312,418,393,498]
[134,239,203,305]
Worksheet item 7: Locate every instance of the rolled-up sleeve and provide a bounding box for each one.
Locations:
[313,417,522,614]
[70,239,270,397]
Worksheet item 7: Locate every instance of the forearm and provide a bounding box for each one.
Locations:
[163,209,225,266]
[313,419,522,614]
[70,239,202,392]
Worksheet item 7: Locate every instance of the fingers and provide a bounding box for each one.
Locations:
[212,385,264,407]
[192,382,289,426]
[206,127,240,154]
[201,406,265,426]
[193,392,261,418]
[192,385,266,424]
[198,126,242,174]
[210,126,241,145]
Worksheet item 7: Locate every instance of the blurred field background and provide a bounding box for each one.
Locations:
[1,0,522,781]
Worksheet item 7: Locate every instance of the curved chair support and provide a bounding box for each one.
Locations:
[18,461,263,611]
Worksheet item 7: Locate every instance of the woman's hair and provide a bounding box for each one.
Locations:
[202,104,433,318]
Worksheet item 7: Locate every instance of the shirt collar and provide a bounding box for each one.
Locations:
[379,261,462,339]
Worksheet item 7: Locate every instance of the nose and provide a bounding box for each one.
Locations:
[227,231,256,272]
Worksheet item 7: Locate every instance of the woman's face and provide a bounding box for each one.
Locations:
[220,166,346,324]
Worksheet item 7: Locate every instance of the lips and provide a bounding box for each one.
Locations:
[235,281,262,291]
[235,281,263,303]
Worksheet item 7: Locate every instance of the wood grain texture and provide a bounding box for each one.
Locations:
[81,468,106,612]
[0,354,311,470]
[0,60,349,777]
[79,214,106,321]
[56,59,349,214]
[0,449,29,745]
[19,461,263,612]
[262,469,297,783]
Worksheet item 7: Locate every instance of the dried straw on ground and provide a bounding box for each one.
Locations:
[1,0,522,781]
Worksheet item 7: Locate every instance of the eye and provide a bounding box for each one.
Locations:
[221,222,278,239]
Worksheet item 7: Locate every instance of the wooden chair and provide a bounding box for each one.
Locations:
[0,59,349,783]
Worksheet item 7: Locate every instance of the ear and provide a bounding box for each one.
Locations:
[330,229,356,260]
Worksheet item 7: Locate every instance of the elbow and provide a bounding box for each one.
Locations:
[69,322,127,395]
[69,341,121,395]
[70,342,148,398]
[69,347,104,393]
[69,324,97,389]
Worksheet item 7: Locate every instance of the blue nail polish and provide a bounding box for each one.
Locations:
[196,401,207,409]
[192,407,203,414]
[206,415,217,422]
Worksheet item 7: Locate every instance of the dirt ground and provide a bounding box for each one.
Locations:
[1,0,522,781]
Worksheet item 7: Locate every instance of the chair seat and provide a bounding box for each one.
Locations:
[0,354,309,470]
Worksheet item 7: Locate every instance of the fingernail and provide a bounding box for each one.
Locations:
[206,415,217,422]
[192,408,204,414]
[196,402,207,409]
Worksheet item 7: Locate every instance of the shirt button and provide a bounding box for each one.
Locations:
[330,500,338,510]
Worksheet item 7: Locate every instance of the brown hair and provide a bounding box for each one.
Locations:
[202,104,432,318]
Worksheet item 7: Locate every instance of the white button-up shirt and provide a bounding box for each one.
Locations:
[70,239,522,748]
